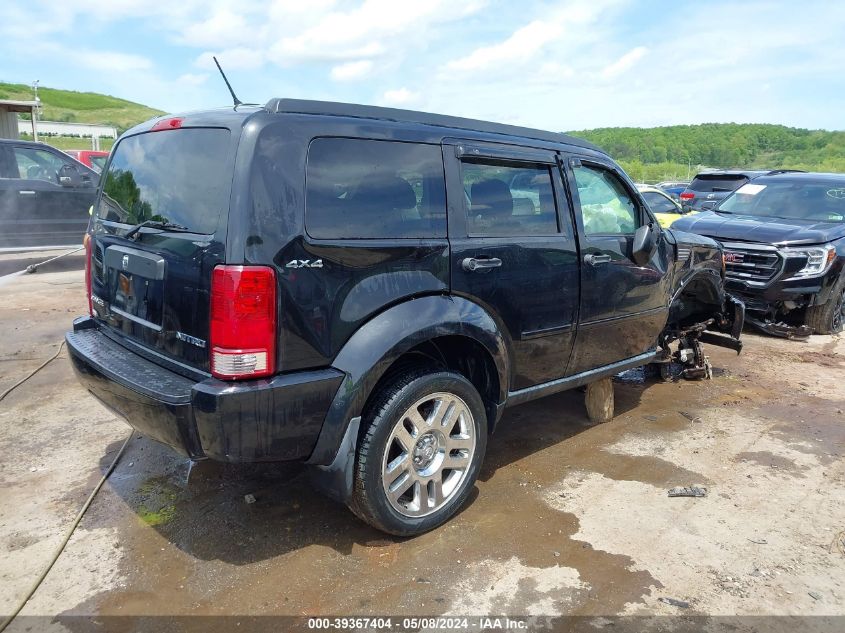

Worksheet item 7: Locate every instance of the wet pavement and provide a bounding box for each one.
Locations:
[1,268,844,629]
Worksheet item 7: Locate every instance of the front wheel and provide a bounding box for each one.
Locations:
[349,370,488,536]
[805,274,845,334]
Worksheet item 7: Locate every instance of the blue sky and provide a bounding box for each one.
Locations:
[2,0,844,131]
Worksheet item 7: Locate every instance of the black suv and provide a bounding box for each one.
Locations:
[672,172,845,336]
[66,100,743,535]
[0,139,98,249]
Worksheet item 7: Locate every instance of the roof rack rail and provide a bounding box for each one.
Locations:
[262,98,600,152]
[765,169,807,175]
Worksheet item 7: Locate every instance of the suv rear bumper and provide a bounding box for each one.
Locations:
[66,318,344,462]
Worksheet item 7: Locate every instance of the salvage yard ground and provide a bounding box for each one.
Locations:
[0,268,843,628]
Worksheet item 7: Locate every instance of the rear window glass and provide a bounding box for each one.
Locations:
[689,175,748,193]
[90,155,107,172]
[306,138,446,239]
[642,191,678,214]
[97,128,231,234]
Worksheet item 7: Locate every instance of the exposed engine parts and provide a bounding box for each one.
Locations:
[655,296,745,381]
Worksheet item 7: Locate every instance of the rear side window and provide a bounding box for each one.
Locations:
[97,128,231,234]
[461,161,559,237]
[642,191,678,214]
[690,175,748,192]
[306,138,446,239]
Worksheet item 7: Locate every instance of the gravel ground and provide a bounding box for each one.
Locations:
[0,268,843,631]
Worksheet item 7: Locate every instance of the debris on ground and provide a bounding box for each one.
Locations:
[658,597,691,609]
[829,530,845,557]
[668,485,707,498]
[244,494,256,504]
[748,538,768,544]
[809,591,822,601]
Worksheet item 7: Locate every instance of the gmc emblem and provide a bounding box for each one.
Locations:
[723,252,744,263]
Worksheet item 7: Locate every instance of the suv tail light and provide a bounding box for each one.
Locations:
[680,192,695,201]
[210,265,277,380]
[84,233,93,316]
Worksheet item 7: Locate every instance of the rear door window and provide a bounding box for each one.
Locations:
[305,138,446,239]
[97,128,231,234]
[460,160,559,236]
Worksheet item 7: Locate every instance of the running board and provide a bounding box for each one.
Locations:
[506,350,658,407]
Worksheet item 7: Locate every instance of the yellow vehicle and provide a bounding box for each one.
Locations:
[637,184,698,228]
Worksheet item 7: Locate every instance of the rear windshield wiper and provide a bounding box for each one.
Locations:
[124,219,191,241]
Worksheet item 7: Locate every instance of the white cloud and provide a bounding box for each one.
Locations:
[442,1,621,77]
[445,20,564,73]
[330,60,374,82]
[180,9,254,48]
[68,50,153,72]
[196,48,265,71]
[600,46,647,78]
[177,73,209,86]
[269,0,482,64]
[381,88,420,106]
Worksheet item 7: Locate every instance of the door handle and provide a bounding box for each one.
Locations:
[462,257,502,272]
[584,253,611,266]
[18,190,36,195]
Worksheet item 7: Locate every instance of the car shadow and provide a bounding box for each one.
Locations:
[94,369,649,566]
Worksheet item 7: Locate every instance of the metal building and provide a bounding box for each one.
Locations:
[0,100,38,140]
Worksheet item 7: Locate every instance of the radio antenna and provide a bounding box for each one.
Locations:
[213,56,243,107]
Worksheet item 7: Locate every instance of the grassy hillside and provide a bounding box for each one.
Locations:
[0,81,162,133]
[569,123,845,183]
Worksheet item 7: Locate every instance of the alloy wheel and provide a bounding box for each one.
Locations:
[381,392,476,517]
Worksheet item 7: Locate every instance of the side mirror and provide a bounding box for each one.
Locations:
[632,223,658,266]
[58,164,81,188]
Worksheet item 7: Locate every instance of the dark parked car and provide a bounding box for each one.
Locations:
[66,100,743,535]
[0,139,98,249]
[656,181,689,199]
[672,172,845,336]
[679,170,801,212]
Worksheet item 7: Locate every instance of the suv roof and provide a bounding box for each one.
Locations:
[133,99,601,153]
[0,138,58,149]
[263,99,601,151]
[692,169,804,179]
[748,171,845,183]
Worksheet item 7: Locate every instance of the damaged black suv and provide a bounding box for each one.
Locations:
[66,100,743,535]
[672,172,845,336]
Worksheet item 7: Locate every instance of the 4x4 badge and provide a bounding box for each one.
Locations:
[286,259,323,269]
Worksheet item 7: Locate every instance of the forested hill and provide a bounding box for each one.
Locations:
[567,123,845,179]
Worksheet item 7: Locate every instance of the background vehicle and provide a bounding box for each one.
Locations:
[637,184,697,228]
[655,180,689,199]
[0,139,98,249]
[679,170,802,211]
[671,172,845,335]
[66,101,742,536]
[63,149,109,173]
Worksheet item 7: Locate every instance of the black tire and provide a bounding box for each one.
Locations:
[349,369,488,536]
[805,274,845,334]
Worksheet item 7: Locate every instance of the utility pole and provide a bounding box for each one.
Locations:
[31,80,40,142]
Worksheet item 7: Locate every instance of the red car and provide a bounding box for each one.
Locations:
[63,150,109,173]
